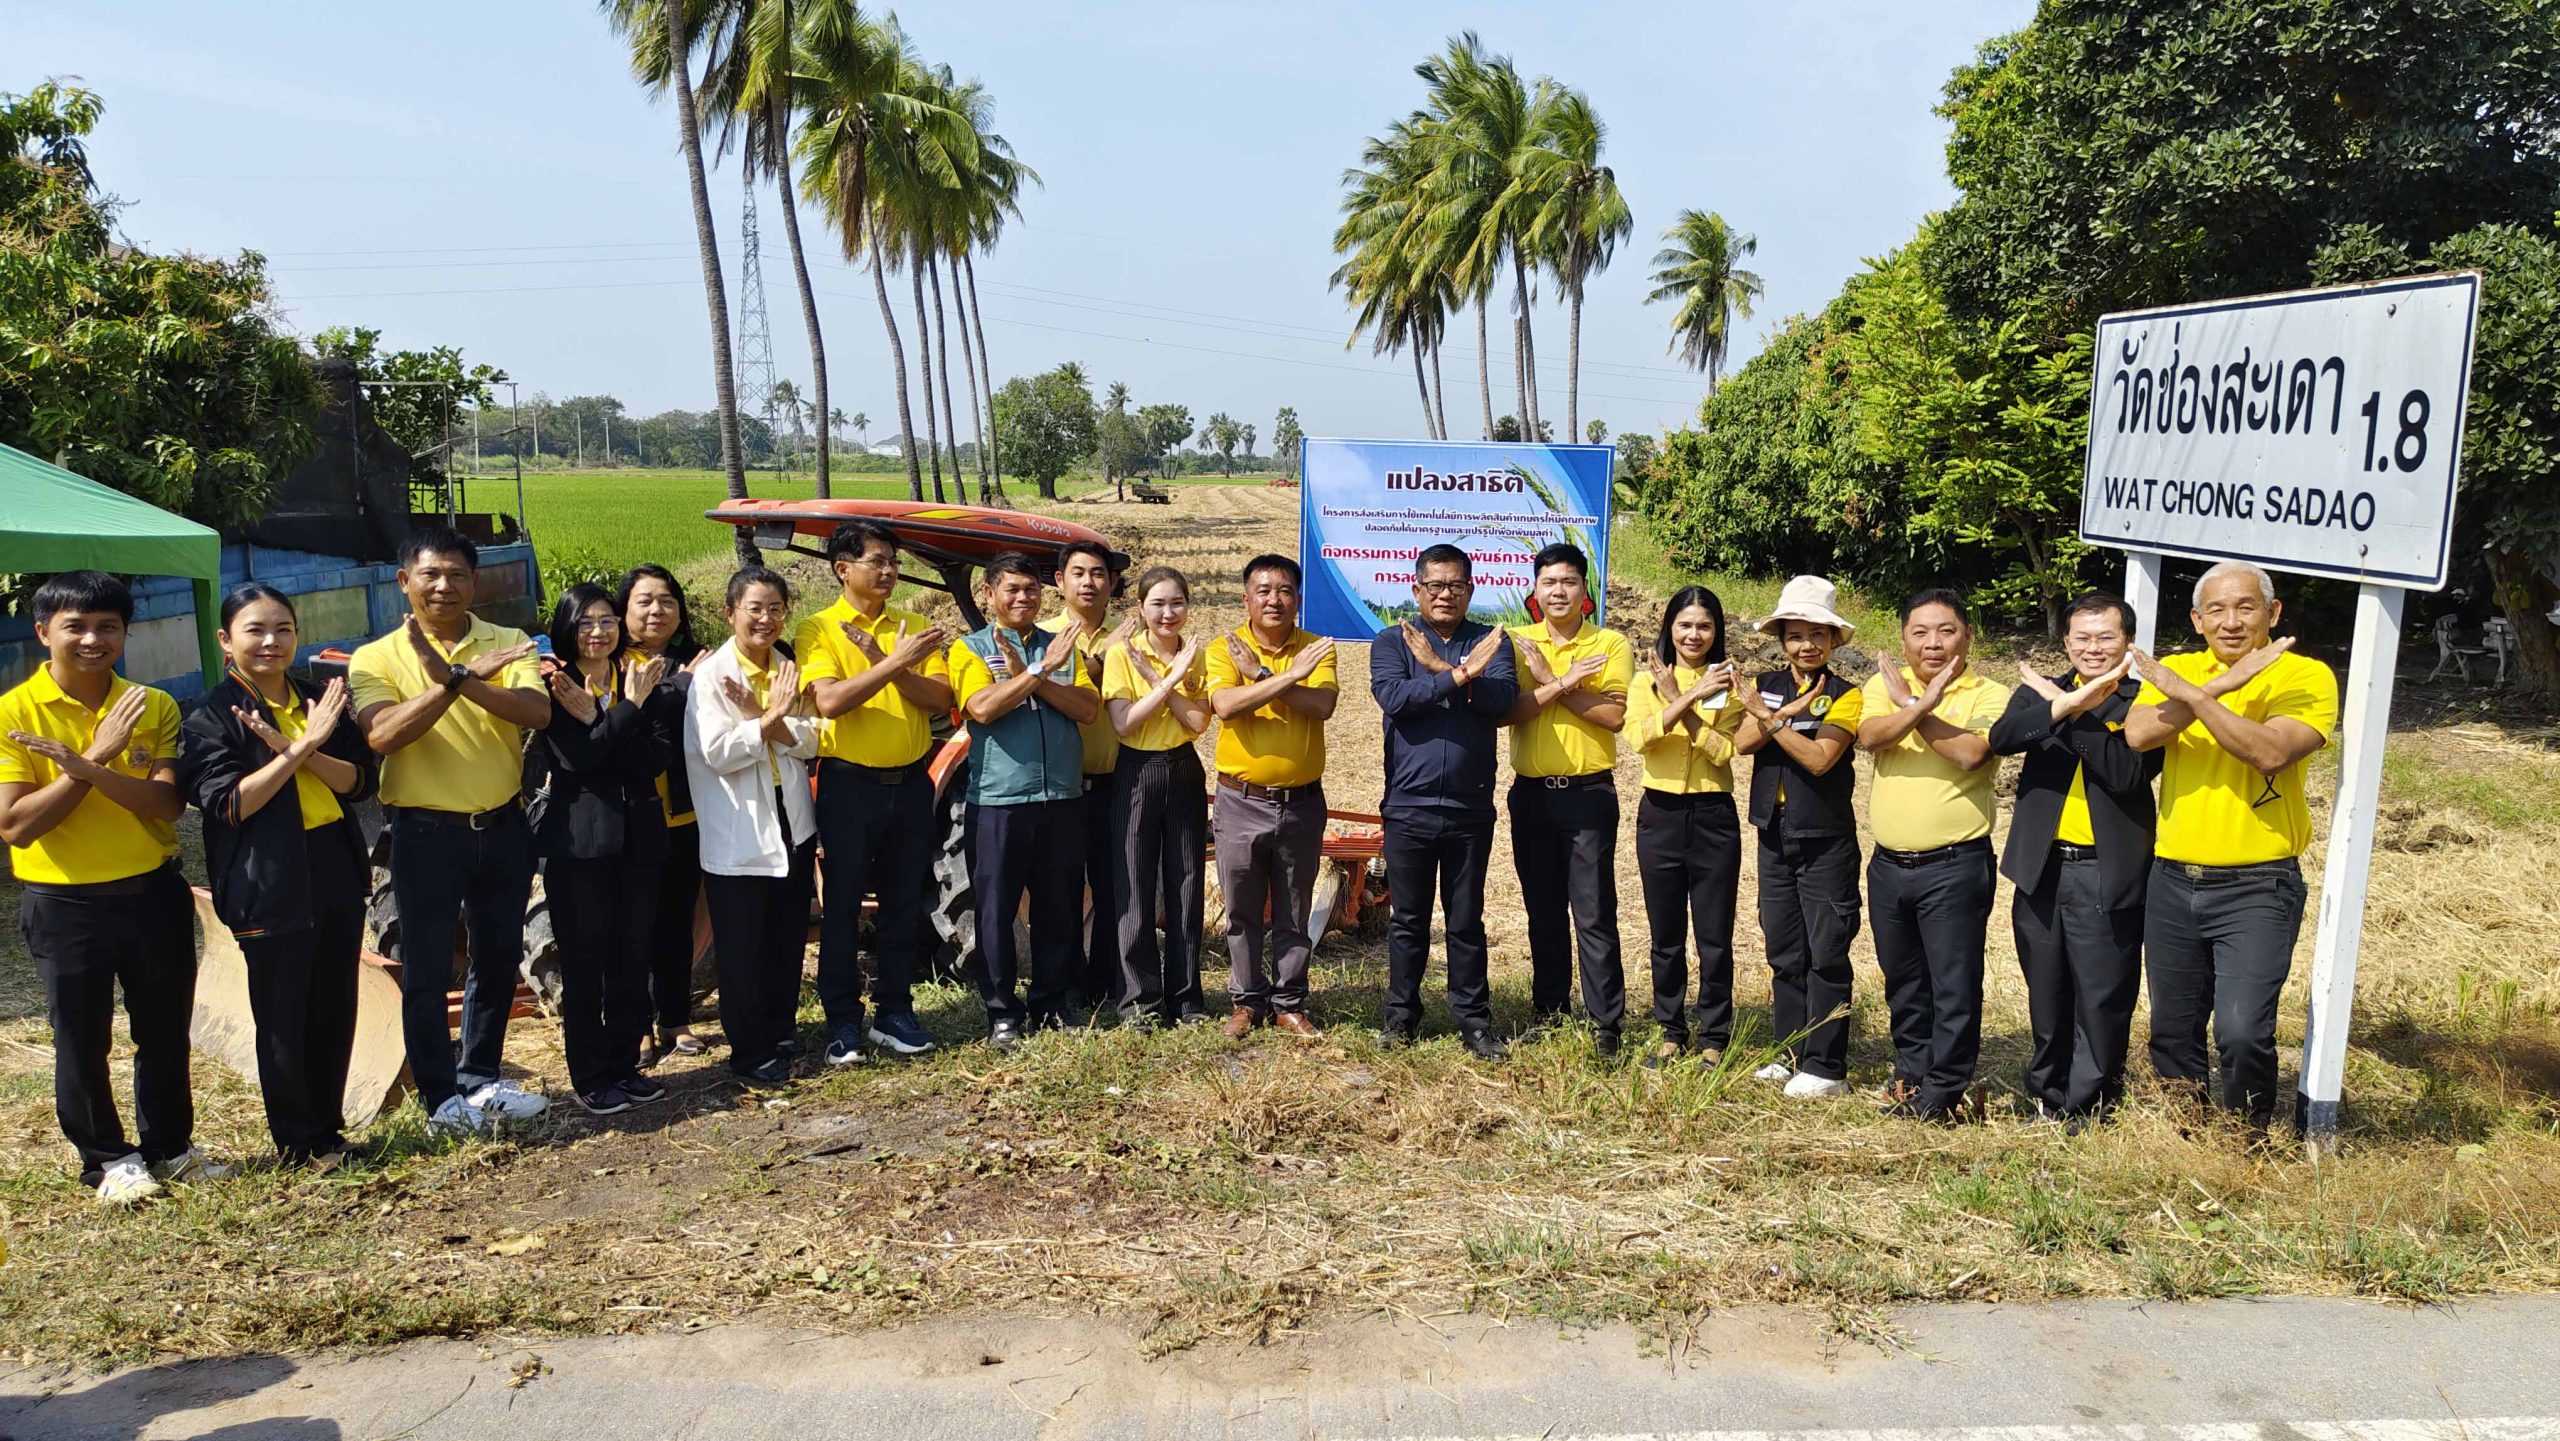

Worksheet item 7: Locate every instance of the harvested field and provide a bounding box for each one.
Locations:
[3,483,2557,1367]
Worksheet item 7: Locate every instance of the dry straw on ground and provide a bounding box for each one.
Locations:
[1,483,2555,1367]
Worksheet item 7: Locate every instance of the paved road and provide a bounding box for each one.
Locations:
[3,1297,2555,1440]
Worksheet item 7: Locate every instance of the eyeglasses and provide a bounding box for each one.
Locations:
[574,616,621,631]
[1417,580,1471,597]
[855,553,902,572]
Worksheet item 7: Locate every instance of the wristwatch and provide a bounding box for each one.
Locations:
[1253,664,1274,681]
[443,662,470,692]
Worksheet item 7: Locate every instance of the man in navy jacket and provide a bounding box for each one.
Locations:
[1369,544,1518,1058]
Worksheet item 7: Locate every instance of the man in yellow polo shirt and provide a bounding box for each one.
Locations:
[1203,554,1337,1036]
[0,571,205,1204]
[1047,540,1127,1024]
[1856,588,2010,1121]
[797,521,951,1065]
[1503,543,1634,1058]
[348,525,548,1136]
[2125,559,2337,1129]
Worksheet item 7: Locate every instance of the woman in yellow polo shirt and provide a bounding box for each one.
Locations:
[181,584,378,1170]
[1101,566,1213,1027]
[1627,586,1744,1069]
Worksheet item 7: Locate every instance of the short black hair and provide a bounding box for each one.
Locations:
[217,582,296,632]
[1899,586,1970,627]
[1055,539,1114,573]
[985,551,1046,588]
[1415,543,1471,581]
[1654,584,1727,668]
[615,564,700,663]
[548,582,624,667]
[399,523,479,572]
[2066,591,2136,635]
[32,570,133,624]
[825,520,899,566]
[1531,542,1587,581]
[1240,554,1301,588]
[725,565,791,611]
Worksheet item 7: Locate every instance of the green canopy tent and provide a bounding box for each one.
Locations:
[0,442,223,681]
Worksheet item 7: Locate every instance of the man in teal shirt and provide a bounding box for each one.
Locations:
[944,552,1101,1049]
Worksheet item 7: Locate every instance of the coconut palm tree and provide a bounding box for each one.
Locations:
[792,8,970,500]
[1412,35,1552,437]
[1645,209,1764,393]
[603,0,754,560]
[945,86,1033,500]
[769,376,804,468]
[1332,116,1460,440]
[695,0,838,496]
[1520,87,1630,444]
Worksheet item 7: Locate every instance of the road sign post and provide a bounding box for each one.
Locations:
[2080,272,2480,1158]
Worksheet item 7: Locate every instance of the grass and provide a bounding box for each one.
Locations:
[460,469,921,576]
[5,483,2560,1367]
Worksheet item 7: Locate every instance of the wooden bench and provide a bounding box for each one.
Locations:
[1128,482,1172,504]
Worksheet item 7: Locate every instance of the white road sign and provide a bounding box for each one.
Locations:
[2080,273,2480,592]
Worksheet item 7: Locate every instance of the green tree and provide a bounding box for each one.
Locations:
[990,364,1096,499]
[312,326,504,490]
[0,83,318,532]
[1095,382,1145,501]
[1645,209,1764,393]
[1520,87,1631,442]
[1201,412,1242,476]
[1585,419,1607,444]
[1272,406,1303,478]
[1138,403,1192,480]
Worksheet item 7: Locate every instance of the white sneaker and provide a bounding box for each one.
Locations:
[467,1080,550,1121]
[429,1093,492,1136]
[1752,1062,1794,1084]
[1783,1071,1850,1099]
[96,1153,162,1206]
[151,1147,235,1184]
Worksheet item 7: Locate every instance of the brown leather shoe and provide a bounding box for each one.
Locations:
[1272,1010,1319,1039]
[1221,1006,1259,1039]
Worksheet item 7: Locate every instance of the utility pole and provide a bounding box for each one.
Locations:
[603,412,612,469]
[472,408,481,472]
[532,401,541,467]
[576,413,585,469]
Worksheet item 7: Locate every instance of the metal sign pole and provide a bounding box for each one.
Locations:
[2124,550,2164,653]
[2297,582,2405,1156]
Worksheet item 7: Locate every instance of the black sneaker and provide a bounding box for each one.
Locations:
[733,1056,794,1087]
[1594,1030,1623,1062]
[867,1011,935,1055]
[824,1025,867,1068]
[577,1085,633,1115]
[1377,1024,1419,1050]
[988,1019,1026,1053]
[775,1037,806,1061]
[1460,1029,1511,1063]
[619,1073,668,1105]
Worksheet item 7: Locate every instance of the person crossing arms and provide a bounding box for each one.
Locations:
[618,564,707,1065]
[1503,543,1634,1058]
[1730,576,1864,1099]
[2124,560,2335,1129]
[1856,590,2010,1121]
[1989,592,2160,1123]
[947,553,1101,1050]
[1101,566,1213,1028]
[0,572,216,1203]
[1203,555,1338,1037]
[1050,541,1129,1024]
[347,525,551,1135]
[797,522,951,1066]
[1625,586,1745,1069]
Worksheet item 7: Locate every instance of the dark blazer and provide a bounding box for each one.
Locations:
[180,672,378,937]
[1743,668,1859,837]
[1988,674,2161,911]
[1368,620,1519,816]
[532,666,680,863]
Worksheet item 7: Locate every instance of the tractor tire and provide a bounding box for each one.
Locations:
[364,831,563,1006]
[519,882,563,1013]
[925,763,976,985]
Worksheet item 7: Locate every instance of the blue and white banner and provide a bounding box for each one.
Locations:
[1296,437,1615,641]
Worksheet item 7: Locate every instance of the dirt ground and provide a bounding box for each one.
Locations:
[2,482,2556,1368]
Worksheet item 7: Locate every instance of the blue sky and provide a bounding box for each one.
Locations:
[16,0,2031,445]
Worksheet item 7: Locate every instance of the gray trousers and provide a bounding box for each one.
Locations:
[2145,856,2306,1127]
[1212,781,1327,1013]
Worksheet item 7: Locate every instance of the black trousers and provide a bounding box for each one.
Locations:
[1113,747,1206,1024]
[236,817,364,1161]
[1635,790,1741,1047]
[1075,775,1120,1008]
[971,797,1083,1026]
[644,821,703,1036]
[386,805,535,1110]
[1509,777,1625,1034]
[1381,805,1495,1034]
[2011,848,2144,1117]
[547,850,662,1095]
[21,862,195,1181]
[703,839,817,1072]
[1756,822,1859,1080]
[2145,857,2307,1126]
[814,759,932,1031]
[1870,840,1996,1115]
